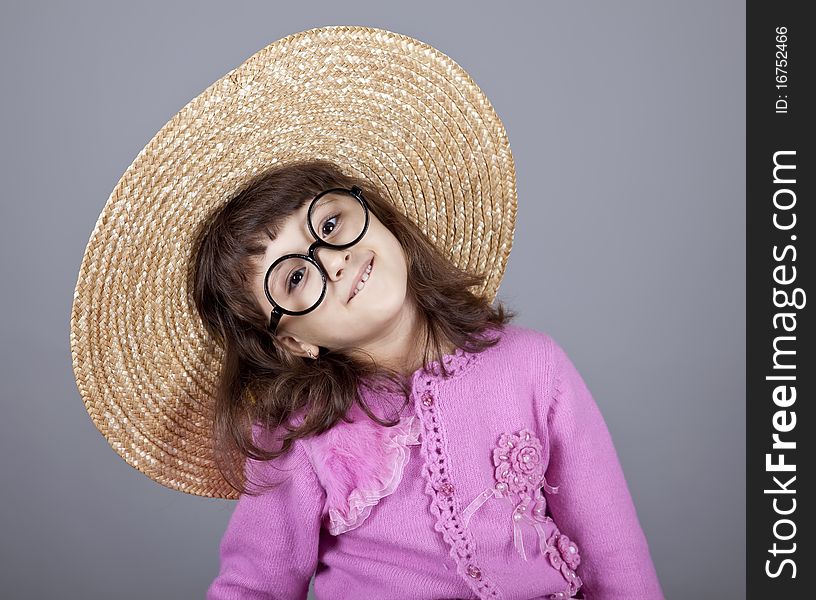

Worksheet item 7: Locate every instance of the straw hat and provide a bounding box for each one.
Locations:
[70,25,518,499]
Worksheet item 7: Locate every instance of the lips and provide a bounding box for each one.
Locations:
[348,255,374,302]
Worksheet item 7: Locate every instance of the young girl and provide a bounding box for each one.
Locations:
[70,26,664,600]
[196,159,664,600]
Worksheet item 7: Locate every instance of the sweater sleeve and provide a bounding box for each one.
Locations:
[206,428,325,600]
[542,337,665,600]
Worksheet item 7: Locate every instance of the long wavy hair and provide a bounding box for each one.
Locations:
[192,159,516,495]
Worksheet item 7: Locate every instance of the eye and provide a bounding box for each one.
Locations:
[288,266,306,293]
[321,213,340,238]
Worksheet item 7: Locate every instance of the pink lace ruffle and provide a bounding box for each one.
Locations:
[323,414,422,536]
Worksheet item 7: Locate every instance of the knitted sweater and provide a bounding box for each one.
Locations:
[206,323,665,599]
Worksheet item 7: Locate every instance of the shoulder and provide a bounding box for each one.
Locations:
[484,324,582,408]
[504,323,579,366]
[459,324,564,408]
[499,322,554,347]
[488,322,560,368]
[246,412,319,487]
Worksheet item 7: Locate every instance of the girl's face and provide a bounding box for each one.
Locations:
[249,194,415,359]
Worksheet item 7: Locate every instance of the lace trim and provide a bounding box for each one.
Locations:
[327,414,421,535]
[423,343,478,377]
[414,377,502,599]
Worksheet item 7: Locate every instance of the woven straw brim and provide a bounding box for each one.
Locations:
[70,25,517,499]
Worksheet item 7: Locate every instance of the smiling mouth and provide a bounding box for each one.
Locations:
[348,256,374,302]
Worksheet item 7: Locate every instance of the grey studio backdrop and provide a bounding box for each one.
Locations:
[0,1,744,598]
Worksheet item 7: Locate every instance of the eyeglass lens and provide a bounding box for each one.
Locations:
[266,192,367,312]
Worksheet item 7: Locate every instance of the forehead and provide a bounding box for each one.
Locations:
[258,200,313,267]
[255,190,348,272]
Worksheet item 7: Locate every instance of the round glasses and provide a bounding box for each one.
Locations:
[264,185,370,335]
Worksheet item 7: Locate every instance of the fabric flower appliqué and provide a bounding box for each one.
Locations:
[492,429,545,496]
[556,533,581,570]
[545,530,583,598]
[460,427,584,598]
[462,428,559,561]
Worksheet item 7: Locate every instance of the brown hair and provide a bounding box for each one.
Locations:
[192,159,516,495]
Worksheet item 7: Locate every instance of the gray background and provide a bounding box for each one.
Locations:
[0,1,744,598]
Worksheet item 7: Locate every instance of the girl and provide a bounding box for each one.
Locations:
[196,159,664,599]
[71,26,664,600]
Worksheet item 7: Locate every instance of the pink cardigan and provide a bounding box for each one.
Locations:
[207,323,665,599]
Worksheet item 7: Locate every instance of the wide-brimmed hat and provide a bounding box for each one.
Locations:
[70,25,517,499]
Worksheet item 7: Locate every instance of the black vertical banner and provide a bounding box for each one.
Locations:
[747,2,813,597]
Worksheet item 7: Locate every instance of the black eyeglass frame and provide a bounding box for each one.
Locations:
[264,185,370,335]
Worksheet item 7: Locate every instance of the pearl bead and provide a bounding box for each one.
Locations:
[513,512,522,521]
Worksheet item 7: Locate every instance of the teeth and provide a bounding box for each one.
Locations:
[351,262,373,299]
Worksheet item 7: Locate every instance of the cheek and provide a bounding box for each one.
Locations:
[378,244,408,291]
[384,232,409,275]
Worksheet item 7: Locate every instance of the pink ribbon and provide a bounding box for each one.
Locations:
[461,487,500,528]
[460,475,560,561]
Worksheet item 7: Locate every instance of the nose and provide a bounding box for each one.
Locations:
[315,246,352,281]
